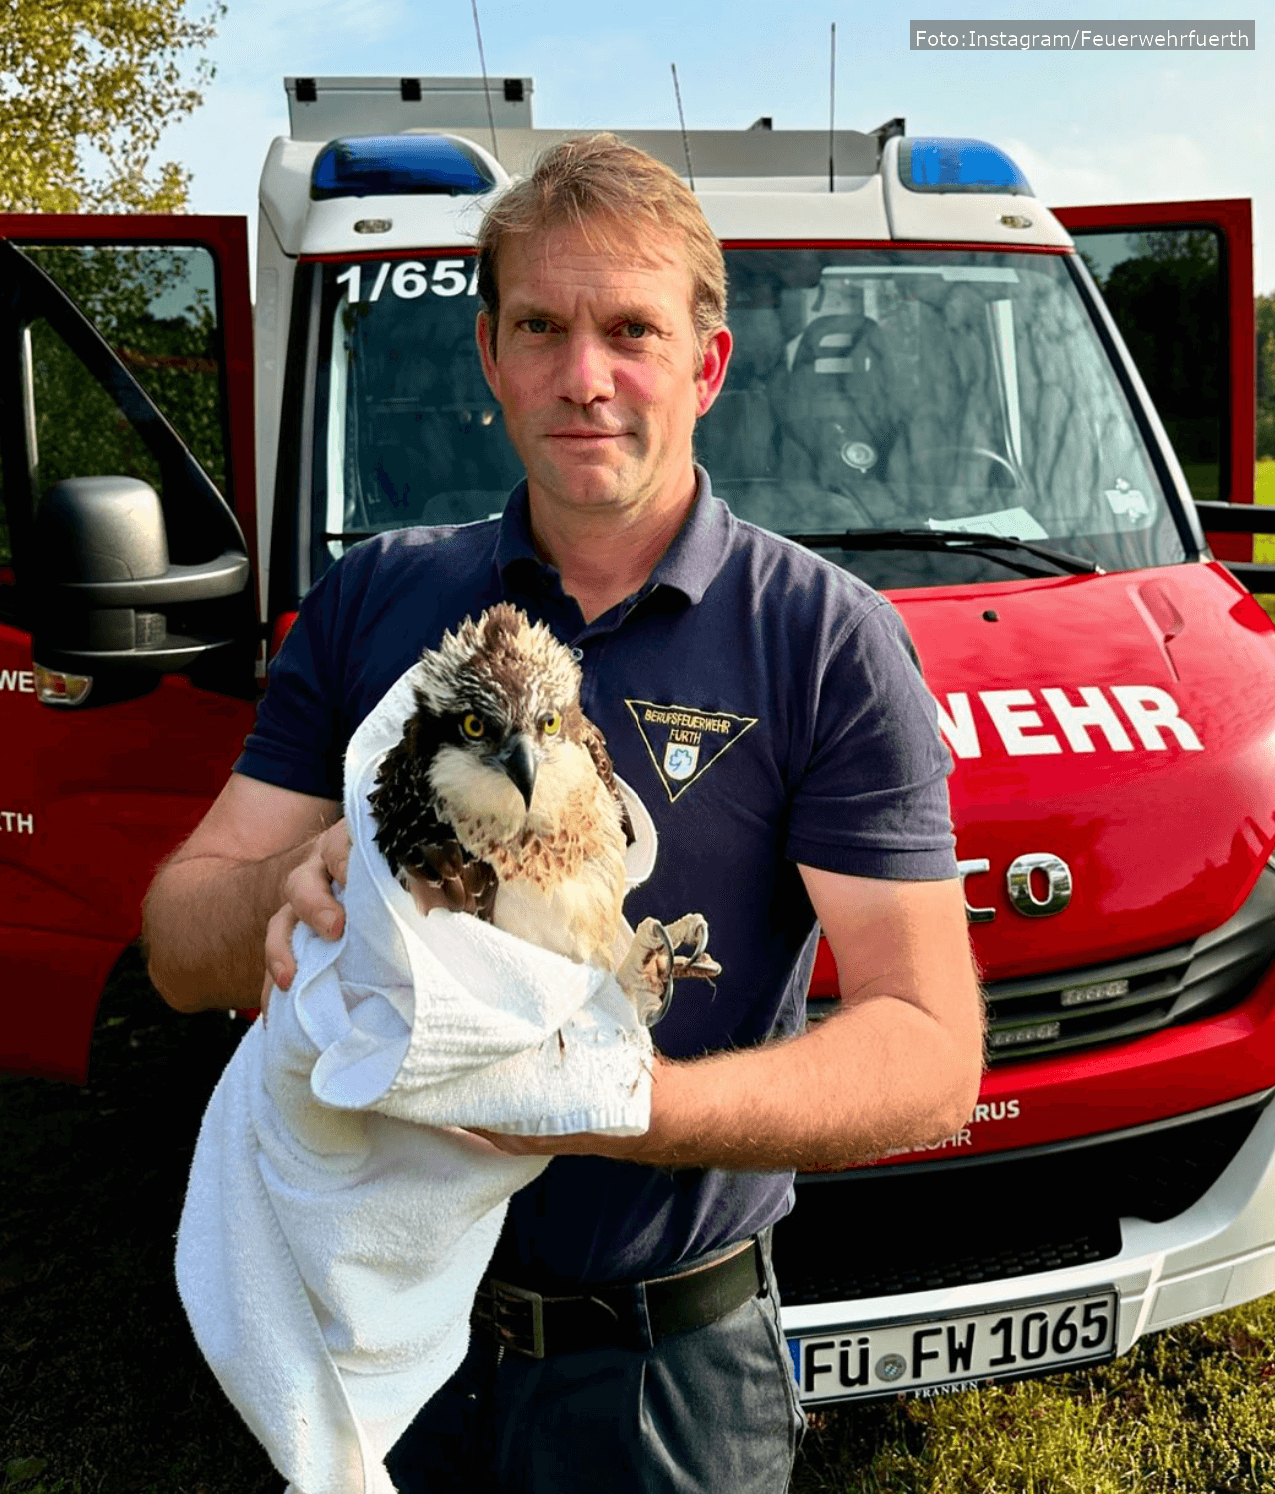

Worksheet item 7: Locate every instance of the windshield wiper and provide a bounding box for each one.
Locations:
[786,527,1103,579]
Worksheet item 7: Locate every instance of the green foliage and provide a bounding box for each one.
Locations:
[1130,228,1221,267]
[0,0,224,212]
[1257,295,1275,461]
[1258,296,1275,403]
[2,1455,79,1494]
[794,1291,1275,1493]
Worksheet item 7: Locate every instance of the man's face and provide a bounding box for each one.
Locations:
[476,219,730,522]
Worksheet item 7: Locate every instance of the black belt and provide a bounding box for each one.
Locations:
[475,1238,764,1359]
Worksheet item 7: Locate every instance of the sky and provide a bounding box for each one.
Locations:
[164,0,1274,291]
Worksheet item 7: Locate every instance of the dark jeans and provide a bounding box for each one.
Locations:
[385,1234,805,1493]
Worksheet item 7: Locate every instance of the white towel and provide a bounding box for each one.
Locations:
[176,659,657,1494]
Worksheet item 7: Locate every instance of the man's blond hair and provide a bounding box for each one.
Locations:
[476,133,726,359]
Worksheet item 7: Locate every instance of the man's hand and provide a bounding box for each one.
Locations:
[259,830,459,1018]
[264,819,353,996]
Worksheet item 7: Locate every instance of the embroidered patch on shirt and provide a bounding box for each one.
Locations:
[624,699,758,803]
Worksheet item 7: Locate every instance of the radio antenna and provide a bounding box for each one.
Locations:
[470,0,500,164]
[671,64,696,191]
[828,21,836,192]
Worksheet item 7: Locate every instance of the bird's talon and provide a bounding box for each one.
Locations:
[690,920,709,961]
[647,922,676,1027]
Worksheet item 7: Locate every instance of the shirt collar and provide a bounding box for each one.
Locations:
[493,478,540,576]
[493,466,733,607]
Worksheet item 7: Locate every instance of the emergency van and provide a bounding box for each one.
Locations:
[3,75,1274,1406]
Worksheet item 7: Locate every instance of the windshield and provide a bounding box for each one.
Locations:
[307,252,522,581]
[307,246,1188,589]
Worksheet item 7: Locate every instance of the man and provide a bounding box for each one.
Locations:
[144,134,982,1492]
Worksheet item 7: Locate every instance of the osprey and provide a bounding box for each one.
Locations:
[369,603,718,1020]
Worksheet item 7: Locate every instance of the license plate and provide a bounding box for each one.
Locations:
[788,1288,1117,1403]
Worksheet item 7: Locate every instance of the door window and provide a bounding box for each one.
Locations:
[0,235,249,637]
[308,252,522,583]
[19,245,227,493]
[0,313,171,627]
[27,315,165,498]
[1070,226,1226,503]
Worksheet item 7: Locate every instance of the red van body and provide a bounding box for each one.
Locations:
[2,94,1271,1403]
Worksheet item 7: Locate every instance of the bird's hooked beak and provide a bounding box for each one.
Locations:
[497,730,538,808]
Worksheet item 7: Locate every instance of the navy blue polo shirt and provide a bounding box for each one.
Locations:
[236,470,956,1286]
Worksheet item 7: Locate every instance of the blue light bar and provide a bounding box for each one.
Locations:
[310,135,496,200]
[898,138,1032,196]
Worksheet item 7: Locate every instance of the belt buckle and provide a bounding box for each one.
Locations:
[485,1278,546,1359]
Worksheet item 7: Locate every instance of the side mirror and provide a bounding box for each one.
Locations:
[32,476,250,694]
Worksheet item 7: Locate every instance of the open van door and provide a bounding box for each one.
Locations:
[1053,198,1271,590]
[0,215,257,1080]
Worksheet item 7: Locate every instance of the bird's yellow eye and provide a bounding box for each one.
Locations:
[461,713,486,740]
[541,711,562,737]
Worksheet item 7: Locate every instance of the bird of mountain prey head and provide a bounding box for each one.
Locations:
[369,604,630,902]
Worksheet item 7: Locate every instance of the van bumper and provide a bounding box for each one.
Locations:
[780,1087,1275,1402]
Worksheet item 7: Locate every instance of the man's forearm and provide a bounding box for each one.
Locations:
[488,989,984,1172]
[142,840,317,1013]
[637,994,983,1170]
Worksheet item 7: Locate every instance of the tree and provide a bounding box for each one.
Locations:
[1258,294,1275,461]
[1130,228,1221,268]
[0,0,224,213]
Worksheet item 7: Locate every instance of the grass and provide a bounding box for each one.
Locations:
[1254,459,1275,624]
[0,953,276,1494]
[1256,457,1275,530]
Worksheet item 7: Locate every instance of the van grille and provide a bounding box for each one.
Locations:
[808,867,1275,1065]
[773,1094,1270,1305]
[980,866,1275,1062]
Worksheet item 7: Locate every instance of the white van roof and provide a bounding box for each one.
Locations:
[265,76,1072,256]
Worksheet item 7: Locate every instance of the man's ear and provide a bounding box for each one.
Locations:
[476,310,500,398]
[695,326,733,418]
